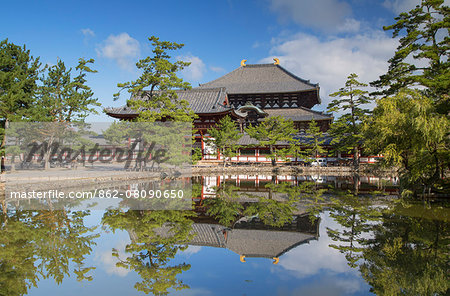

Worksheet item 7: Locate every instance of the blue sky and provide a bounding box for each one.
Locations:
[1,0,440,121]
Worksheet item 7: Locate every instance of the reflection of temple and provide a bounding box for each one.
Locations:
[190,215,319,263]
[195,174,399,199]
[129,215,320,263]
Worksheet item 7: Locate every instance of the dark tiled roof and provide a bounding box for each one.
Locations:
[264,107,333,121]
[189,223,226,248]
[226,229,316,258]
[236,132,334,146]
[198,64,318,94]
[105,88,232,117]
[237,133,260,146]
[236,133,292,146]
[294,132,334,146]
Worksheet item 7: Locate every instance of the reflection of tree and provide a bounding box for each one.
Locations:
[204,185,244,227]
[204,181,324,228]
[102,210,195,295]
[327,194,381,267]
[360,209,449,296]
[32,210,97,283]
[328,198,449,295]
[0,212,37,296]
[0,210,97,296]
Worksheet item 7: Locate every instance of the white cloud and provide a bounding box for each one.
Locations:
[96,33,140,70]
[383,0,450,14]
[182,245,202,256]
[290,276,364,296]
[336,18,361,33]
[269,0,358,33]
[178,54,206,81]
[382,0,420,14]
[261,30,398,110]
[81,28,95,38]
[278,215,353,278]
[96,240,131,277]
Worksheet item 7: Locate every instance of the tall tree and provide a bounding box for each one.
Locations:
[113,36,195,122]
[29,58,99,169]
[0,39,41,170]
[364,89,449,196]
[245,116,295,166]
[37,58,99,122]
[328,73,371,168]
[207,115,242,167]
[371,0,449,112]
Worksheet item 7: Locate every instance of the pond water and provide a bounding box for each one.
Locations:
[1,174,448,296]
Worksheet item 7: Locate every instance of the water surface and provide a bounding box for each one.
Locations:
[1,174,448,296]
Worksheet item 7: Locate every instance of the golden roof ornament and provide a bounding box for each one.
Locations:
[273,58,280,65]
[240,59,247,67]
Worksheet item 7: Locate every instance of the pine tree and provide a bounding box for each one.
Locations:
[0,39,41,169]
[304,118,326,161]
[114,36,195,122]
[207,115,242,167]
[371,0,449,113]
[245,116,296,166]
[328,73,371,168]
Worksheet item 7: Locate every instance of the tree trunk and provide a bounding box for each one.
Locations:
[1,119,8,173]
[1,156,5,173]
[270,145,276,167]
[353,174,360,195]
[10,154,15,172]
[223,148,226,168]
[353,146,359,170]
[43,135,55,170]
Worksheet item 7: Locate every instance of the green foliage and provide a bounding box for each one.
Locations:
[37,58,99,122]
[328,73,371,167]
[207,115,242,166]
[328,197,450,295]
[371,0,450,112]
[304,118,326,160]
[327,195,383,268]
[0,210,98,296]
[245,116,295,166]
[102,121,192,169]
[102,210,196,295]
[114,36,195,122]
[204,185,244,227]
[204,181,324,228]
[360,210,449,296]
[0,39,41,157]
[364,89,449,193]
[191,147,202,164]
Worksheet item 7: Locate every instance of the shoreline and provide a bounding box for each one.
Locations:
[192,164,397,177]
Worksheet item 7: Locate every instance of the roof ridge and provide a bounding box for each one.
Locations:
[244,63,275,67]
[297,106,333,116]
[212,88,224,109]
[275,65,319,87]
[199,63,319,88]
[142,87,226,93]
[188,87,226,92]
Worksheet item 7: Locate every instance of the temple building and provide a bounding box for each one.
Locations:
[105,59,334,163]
